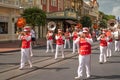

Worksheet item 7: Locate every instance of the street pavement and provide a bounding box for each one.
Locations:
[0,42,120,80]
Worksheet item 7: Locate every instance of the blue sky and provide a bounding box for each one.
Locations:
[97,0,120,18]
[85,0,120,18]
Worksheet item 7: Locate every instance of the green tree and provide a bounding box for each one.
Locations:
[99,19,107,28]
[99,11,115,29]
[80,16,92,28]
[99,11,115,21]
[21,7,46,38]
[103,14,115,21]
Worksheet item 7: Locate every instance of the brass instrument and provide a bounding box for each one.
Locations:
[78,32,86,38]
[47,21,56,31]
[19,31,26,36]
[108,19,119,39]
[108,19,118,29]
[100,34,105,38]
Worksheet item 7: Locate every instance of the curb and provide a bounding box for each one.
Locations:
[0,45,46,53]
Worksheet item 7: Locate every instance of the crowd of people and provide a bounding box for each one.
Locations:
[17,25,120,79]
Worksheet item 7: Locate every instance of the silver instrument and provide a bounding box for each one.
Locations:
[47,21,56,31]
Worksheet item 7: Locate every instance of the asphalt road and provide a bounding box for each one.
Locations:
[0,42,120,80]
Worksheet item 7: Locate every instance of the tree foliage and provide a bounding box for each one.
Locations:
[21,7,46,27]
[21,7,46,38]
[99,11,115,21]
[99,11,115,29]
[80,16,92,28]
[99,19,107,28]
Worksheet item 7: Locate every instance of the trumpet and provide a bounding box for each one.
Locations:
[100,34,105,38]
[17,31,26,36]
[80,33,86,38]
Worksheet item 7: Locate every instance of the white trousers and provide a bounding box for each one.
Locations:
[115,41,120,51]
[73,40,79,53]
[107,42,113,57]
[64,39,71,48]
[77,54,91,77]
[20,48,32,68]
[55,45,64,59]
[99,46,107,62]
[46,40,54,52]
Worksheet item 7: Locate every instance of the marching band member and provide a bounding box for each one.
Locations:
[22,26,33,57]
[46,30,54,53]
[97,29,109,64]
[106,28,113,57]
[25,26,33,57]
[72,26,79,54]
[55,29,65,59]
[75,27,93,79]
[113,28,120,52]
[18,27,33,70]
[64,28,71,49]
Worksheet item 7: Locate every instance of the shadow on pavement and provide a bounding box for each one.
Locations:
[35,67,70,72]
[33,55,53,57]
[91,75,120,79]
[0,63,19,66]
[107,61,120,63]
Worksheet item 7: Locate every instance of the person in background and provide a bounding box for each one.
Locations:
[64,28,71,49]
[92,30,96,42]
[55,29,65,59]
[46,30,54,53]
[97,29,109,64]
[113,28,120,52]
[106,28,113,57]
[31,27,36,47]
[72,26,79,54]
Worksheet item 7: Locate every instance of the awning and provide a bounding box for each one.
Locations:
[65,20,77,25]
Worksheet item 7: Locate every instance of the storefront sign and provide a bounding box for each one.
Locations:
[66,12,77,18]
[47,11,77,19]
[47,12,64,17]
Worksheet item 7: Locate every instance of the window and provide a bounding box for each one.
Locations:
[0,16,9,34]
[42,0,46,4]
[51,0,57,6]
[0,22,8,34]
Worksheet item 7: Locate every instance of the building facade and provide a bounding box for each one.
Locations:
[0,0,20,41]
[0,0,99,41]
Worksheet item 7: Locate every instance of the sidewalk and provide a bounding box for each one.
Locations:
[0,38,46,53]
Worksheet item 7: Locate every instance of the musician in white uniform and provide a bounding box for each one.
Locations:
[97,30,109,64]
[106,29,113,57]
[72,26,79,54]
[55,29,65,59]
[64,28,71,49]
[18,27,33,70]
[46,30,54,53]
[113,28,120,52]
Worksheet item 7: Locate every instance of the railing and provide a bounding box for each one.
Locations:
[0,0,19,8]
